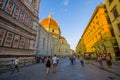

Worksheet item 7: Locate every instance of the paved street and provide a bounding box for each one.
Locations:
[0,57,120,80]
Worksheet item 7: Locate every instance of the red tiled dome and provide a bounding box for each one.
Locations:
[40,18,58,27]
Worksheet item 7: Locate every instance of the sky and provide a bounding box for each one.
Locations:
[38,0,104,50]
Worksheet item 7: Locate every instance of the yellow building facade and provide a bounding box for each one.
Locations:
[104,0,120,60]
[76,39,86,56]
[81,4,118,61]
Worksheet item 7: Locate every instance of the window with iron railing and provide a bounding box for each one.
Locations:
[104,10,107,13]
[107,18,111,24]
[110,29,115,37]
[113,8,119,18]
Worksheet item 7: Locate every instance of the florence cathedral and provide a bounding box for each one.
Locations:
[0,0,70,70]
[40,14,70,56]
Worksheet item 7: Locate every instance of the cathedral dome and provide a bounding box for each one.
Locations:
[41,18,58,27]
[40,14,60,36]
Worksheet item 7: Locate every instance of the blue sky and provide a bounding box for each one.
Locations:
[38,0,104,50]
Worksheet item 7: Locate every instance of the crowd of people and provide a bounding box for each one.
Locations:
[9,52,113,75]
[97,53,113,71]
[35,56,46,64]
[10,55,60,75]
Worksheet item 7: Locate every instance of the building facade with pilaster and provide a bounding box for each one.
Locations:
[40,14,71,56]
[77,3,118,61]
[75,38,86,56]
[104,0,120,60]
[35,24,54,56]
[0,0,40,70]
[40,14,61,56]
[59,36,70,56]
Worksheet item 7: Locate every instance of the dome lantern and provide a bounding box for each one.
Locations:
[48,13,52,18]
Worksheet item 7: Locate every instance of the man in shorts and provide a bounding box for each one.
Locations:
[52,55,59,73]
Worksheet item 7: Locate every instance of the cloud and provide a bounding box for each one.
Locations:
[63,0,69,6]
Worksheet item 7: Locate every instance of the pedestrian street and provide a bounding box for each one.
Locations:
[0,57,120,80]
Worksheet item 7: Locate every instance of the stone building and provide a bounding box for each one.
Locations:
[35,24,54,56]
[59,36,70,56]
[0,0,40,70]
[76,4,118,61]
[104,0,120,60]
[40,14,61,56]
[40,14,71,56]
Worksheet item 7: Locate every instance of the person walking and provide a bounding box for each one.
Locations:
[10,60,15,73]
[69,55,74,65]
[52,55,59,73]
[105,53,112,71]
[97,56,103,68]
[45,56,52,75]
[12,57,19,73]
[80,56,84,67]
[73,55,76,64]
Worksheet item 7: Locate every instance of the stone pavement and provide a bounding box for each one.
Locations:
[0,58,120,80]
[89,60,120,76]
